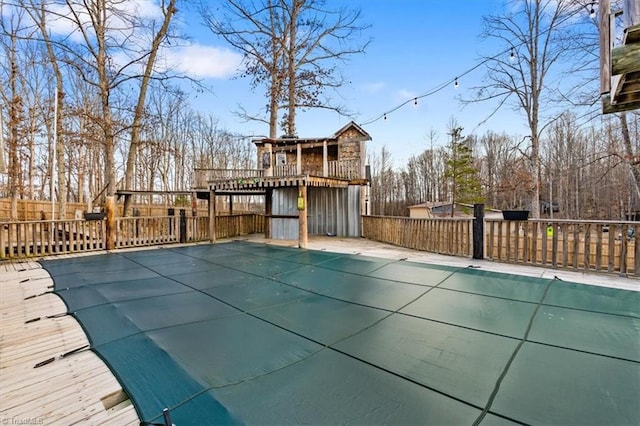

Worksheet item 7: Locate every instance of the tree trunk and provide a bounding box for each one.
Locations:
[55,85,66,219]
[123,0,177,216]
[620,112,640,200]
[286,1,300,136]
[8,32,19,220]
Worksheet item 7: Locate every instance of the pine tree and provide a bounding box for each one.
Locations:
[445,127,483,216]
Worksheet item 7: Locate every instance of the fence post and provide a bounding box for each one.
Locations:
[168,208,175,236]
[179,209,187,243]
[473,203,485,259]
[209,189,216,242]
[105,196,115,250]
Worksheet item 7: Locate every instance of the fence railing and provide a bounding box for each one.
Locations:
[362,215,473,257]
[273,163,297,177]
[1,219,107,259]
[194,168,265,188]
[486,219,639,276]
[1,214,264,260]
[327,159,361,180]
[194,160,362,185]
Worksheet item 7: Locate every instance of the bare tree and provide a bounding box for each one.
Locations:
[469,0,576,217]
[23,0,68,218]
[202,0,369,137]
[122,0,177,215]
[0,6,32,219]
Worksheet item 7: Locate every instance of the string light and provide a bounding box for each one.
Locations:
[357,5,586,127]
[589,3,595,18]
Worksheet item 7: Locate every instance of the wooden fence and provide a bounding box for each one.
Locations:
[0,198,214,221]
[1,214,265,259]
[362,215,473,257]
[362,215,639,277]
[486,219,639,276]
[5,210,637,277]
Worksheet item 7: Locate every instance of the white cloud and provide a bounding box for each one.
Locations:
[120,0,163,20]
[163,44,243,79]
[43,0,165,45]
[360,81,386,94]
[395,89,416,102]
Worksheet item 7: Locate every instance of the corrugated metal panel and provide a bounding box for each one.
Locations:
[270,185,363,239]
[348,185,362,236]
[307,186,361,237]
[272,188,299,240]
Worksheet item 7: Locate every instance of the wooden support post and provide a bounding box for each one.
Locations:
[105,195,115,250]
[229,195,233,215]
[472,203,484,259]
[265,188,273,239]
[265,143,273,177]
[179,209,187,243]
[600,0,611,95]
[322,141,328,177]
[298,185,308,249]
[297,144,302,175]
[208,189,216,242]
[360,140,366,179]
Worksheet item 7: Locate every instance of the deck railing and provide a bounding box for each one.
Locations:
[327,159,361,180]
[362,215,473,257]
[1,219,107,259]
[194,159,362,185]
[362,215,639,277]
[1,214,264,259]
[194,168,264,188]
[486,219,639,276]
[273,163,297,177]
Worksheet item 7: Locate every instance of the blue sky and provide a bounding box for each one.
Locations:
[178,1,554,163]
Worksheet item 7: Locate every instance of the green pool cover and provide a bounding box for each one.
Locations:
[39,241,640,425]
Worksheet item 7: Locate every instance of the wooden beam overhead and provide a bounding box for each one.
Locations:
[602,94,640,113]
[611,43,640,75]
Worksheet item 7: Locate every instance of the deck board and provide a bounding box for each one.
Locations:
[0,257,139,425]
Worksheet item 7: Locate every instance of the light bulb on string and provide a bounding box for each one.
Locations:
[414,97,418,106]
[454,77,459,89]
[383,113,387,121]
[510,49,515,62]
[589,3,596,18]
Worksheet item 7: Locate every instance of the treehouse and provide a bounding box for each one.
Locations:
[600,0,640,113]
[194,121,371,247]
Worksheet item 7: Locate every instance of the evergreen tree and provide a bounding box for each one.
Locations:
[445,127,483,216]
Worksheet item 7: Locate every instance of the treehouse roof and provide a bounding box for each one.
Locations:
[252,121,371,147]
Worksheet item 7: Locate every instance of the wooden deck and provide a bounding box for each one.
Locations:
[0,257,139,425]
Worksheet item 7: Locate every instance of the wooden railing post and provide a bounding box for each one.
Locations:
[105,196,115,250]
[298,185,308,249]
[209,189,216,242]
[322,141,328,177]
[265,188,272,239]
[179,209,187,243]
[473,204,484,259]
